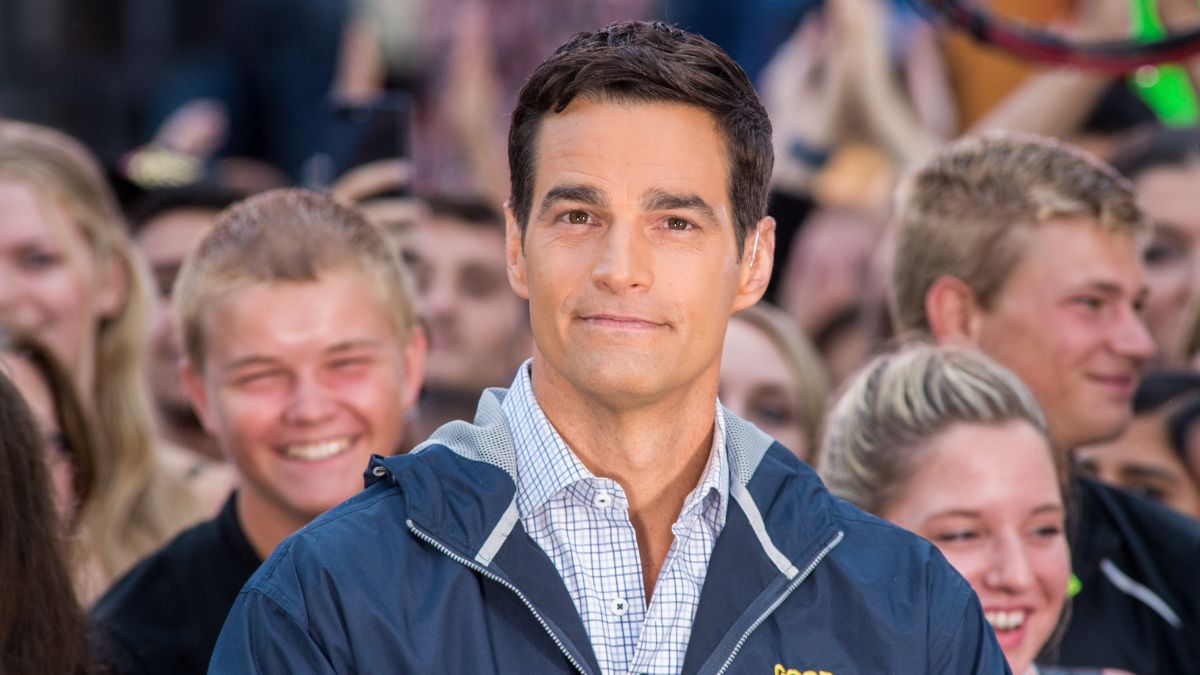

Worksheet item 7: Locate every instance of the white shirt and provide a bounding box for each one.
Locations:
[502,362,730,675]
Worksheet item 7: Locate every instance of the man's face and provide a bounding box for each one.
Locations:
[506,99,772,406]
[136,208,219,417]
[973,217,1154,450]
[184,272,423,527]
[402,215,528,393]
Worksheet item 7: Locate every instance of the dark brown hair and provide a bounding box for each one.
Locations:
[508,21,773,256]
[0,369,93,674]
[3,331,98,529]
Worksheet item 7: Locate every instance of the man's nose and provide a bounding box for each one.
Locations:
[1113,304,1156,361]
[283,374,337,426]
[591,221,653,294]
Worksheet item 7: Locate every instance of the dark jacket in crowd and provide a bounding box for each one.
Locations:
[209,391,1009,674]
[91,494,262,675]
[1051,476,1200,675]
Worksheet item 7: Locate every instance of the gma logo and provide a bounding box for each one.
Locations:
[774,665,832,675]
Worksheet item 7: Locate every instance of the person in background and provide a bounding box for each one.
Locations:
[0,366,94,674]
[820,346,1125,675]
[1076,371,1200,520]
[0,328,96,537]
[91,189,425,675]
[1107,127,1200,366]
[128,185,244,514]
[892,131,1200,673]
[396,194,530,446]
[719,302,828,462]
[128,184,242,465]
[0,120,206,600]
[1165,390,1200,502]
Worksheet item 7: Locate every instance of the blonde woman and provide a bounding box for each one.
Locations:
[719,302,829,462]
[819,346,1126,675]
[0,120,205,600]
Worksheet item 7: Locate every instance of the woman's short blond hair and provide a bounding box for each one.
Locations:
[891,132,1147,337]
[174,189,417,372]
[818,345,1058,515]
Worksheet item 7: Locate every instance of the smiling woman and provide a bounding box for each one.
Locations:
[818,346,1078,675]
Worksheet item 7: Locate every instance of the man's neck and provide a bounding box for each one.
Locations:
[235,488,309,561]
[529,358,719,599]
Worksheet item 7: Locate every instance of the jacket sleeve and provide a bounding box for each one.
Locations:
[926,550,1012,675]
[208,588,337,674]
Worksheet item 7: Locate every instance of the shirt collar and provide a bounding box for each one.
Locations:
[502,359,730,529]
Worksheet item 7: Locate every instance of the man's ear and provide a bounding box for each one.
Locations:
[503,201,530,300]
[732,216,776,313]
[399,323,428,413]
[181,360,220,437]
[925,275,983,346]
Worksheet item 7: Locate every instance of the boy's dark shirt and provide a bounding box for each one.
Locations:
[92,493,261,675]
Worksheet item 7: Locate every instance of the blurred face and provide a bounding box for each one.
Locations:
[136,208,219,416]
[719,317,809,459]
[1076,410,1200,519]
[974,217,1154,451]
[1134,162,1200,364]
[402,215,528,393]
[507,99,771,406]
[0,352,76,528]
[882,421,1069,675]
[184,272,423,529]
[0,180,122,386]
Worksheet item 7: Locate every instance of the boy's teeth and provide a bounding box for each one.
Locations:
[285,438,350,461]
[984,610,1027,631]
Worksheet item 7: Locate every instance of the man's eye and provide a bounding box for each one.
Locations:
[666,217,693,231]
[566,211,590,225]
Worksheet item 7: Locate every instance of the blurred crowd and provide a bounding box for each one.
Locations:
[3,0,1200,674]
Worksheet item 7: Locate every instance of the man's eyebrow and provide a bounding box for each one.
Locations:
[641,189,719,224]
[327,339,384,354]
[224,355,279,372]
[536,184,609,220]
[1080,280,1150,303]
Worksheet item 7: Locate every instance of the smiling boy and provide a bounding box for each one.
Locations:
[92,189,425,674]
[210,22,1006,674]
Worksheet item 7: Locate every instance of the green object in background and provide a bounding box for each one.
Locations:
[1068,573,1082,599]
[1128,0,1200,126]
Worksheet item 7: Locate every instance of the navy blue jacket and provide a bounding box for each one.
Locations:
[210,390,1009,674]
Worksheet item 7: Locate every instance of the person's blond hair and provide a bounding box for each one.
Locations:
[891,132,1147,337]
[0,120,203,592]
[174,188,417,373]
[818,345,1059,515]
[731,303,830,458]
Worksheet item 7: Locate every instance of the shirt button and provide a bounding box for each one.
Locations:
[609,597,629,616]
[593,491,613,508]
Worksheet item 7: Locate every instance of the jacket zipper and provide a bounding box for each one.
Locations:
[712,530,845,675]
[405,519,591,675]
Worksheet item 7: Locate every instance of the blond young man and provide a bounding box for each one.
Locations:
[92,190,425,675]
[892,132,1200,674]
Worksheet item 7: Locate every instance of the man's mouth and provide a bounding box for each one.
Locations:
[580,314,666,330]
[282,437,354,461]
